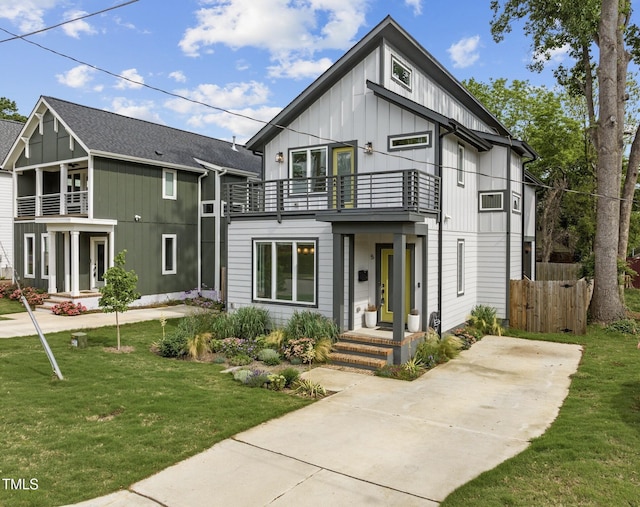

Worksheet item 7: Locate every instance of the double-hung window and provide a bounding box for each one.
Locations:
[254,239,316,304]
[24,234,35,278]
[290,147,327,194]
[162,234,177,275]
[163,169,177,200]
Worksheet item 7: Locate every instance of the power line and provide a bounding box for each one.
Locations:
[0,0,139,43]
[0,10,636,205]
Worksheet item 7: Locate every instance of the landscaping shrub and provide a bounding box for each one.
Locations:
[244,369,270,388]
[293,378,326,398]
[6,285,48,306]
[186,332,211,359]
[605,319,639,335]
[279,367,300,388]
[232,369,252,383]
[313,337,333,363]
[227,354,253,366]
[284,310,338,343]
[232,306,271,340]
[414,331,463,368]
[468,305,503,336]
[220,337,261,359]
[283,337,316,363]
[211,312,236,340]
[156,332,188,358]
[267,374,286,391]
[375,363,423,381]
[257,348,281,365]
[51,301,87,316]
[264,329,285,349]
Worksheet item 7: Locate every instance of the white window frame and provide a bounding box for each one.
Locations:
[41,233,49,280]
[457,144,465,187]
[457,239,465,296]
[391,55,412,90]
[253,239,317,305]
[162,169,177,200]
[512,192,522,214]
[24,233,35,279]
[289,147,328,194]
[201,200,216,217]
[388,131,432,151]
[479,191,505,212]
[162,234,177,275]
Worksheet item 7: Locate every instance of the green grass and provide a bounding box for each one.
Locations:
[0,297,26,315]
[442,294,640,506]
[0,319,312,507]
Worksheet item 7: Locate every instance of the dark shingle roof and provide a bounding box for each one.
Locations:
[0,119,24,169]
[42,96,261,175]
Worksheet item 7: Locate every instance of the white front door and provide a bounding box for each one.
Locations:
[90,237,108,289]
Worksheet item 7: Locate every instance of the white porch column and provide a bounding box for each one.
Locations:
[70,231,79,296]
[48,232,57,294]
[59,164,68,215]
[108,229,115,267]
[35,167,42,216]
[64,232,70,293]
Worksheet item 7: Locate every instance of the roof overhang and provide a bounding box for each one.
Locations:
[193,157,260,180]
[37,217,117,233]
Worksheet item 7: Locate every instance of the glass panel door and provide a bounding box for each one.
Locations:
[380,248,411,323]
[90,237,108,289]
[332,146,354,208]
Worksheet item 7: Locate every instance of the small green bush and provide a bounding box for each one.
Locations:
[227,354,253,366]
[232,369,252,383]
[606,319,639,335]
[156,330,188,358]
[245,369,270,388]
[468,305,503,336]
[233,306,271,340]
[284,311,338,343]
[267,374,286,391]
[257,348,280,362]
[415,332,463,367]
[293,378,326,398]
[375,363,422,381]
[211,313,235,340]
[279,367,300,387]
[264,329,285,348]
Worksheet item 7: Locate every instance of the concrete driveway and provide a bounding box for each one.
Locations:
[65,335,582,506]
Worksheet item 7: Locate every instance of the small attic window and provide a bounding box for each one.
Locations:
[391,56,412,90]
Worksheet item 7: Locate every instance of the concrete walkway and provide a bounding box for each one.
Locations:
[0,305,194,338]
[62,335,583,507]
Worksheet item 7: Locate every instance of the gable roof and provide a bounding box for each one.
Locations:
[246,16,513,151]
[0,119,24,170]
[7,96,261,176]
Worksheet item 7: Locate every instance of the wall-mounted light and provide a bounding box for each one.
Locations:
[275,152,284,163]
[364,142,373,154]
[134,214,141,222]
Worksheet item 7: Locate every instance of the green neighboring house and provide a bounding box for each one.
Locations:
[1,96,261,308]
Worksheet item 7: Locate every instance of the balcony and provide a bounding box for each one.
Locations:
[226,169,440,220]
[17,191,89,218]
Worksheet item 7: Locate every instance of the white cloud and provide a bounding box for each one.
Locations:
[267,57,333,80]
[115,68,145,89]
[165,81,271,114]
[62,9,96,38]
[404,0,422,15]
[169,71,187,83]
[187,105,283,143]
[447,35,481,69]
[0,0,56,33]
[179,0,367,71]
[56,65,96,88]
[108,97,164,124]
[534,43,570,66]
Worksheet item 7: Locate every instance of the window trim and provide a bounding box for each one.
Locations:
[24,233,35,279]
[512,192,522,214]
[388,131,432,151]
[391,55,412,90]
[289,146,328,195]
[162,234,177,275]
[479,191,506,212]
[252,238,317,306]
[457,239,465,296]
[457,143,465,187]
[201,200,216,217]
[41,233,49,280]
[162,168,177,200]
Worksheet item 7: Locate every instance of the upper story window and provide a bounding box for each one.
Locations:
[290,147,327,194]
[388,132,432,151]
[391,55,412,90]
[457,144,465,187]
[512,192,522,214]
[163,169,177,200]
[479,191,505,212]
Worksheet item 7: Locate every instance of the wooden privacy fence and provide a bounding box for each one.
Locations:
[510,278,593,335]
[536,262,581,281]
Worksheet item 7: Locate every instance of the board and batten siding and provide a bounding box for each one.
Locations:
[0,172,13,277]
[227,219,334,327]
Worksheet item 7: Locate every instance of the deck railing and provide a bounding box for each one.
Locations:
[17,191,88,217]
[226,169,440,219]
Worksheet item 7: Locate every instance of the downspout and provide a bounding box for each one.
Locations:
[522,157,536,280]
[214,167,228,294]
[505,147,512,325]
[197,170,209,293]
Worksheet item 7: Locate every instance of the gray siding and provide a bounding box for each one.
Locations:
[0,172,13,277]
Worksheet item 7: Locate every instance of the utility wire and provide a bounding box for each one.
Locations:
[0,7,636,205]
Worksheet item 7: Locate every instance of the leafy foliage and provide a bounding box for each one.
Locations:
[0,97,27,122]
[293,378,326,398]
[51,301,87,316]
[468,305,503,336]
[279,367,300,388]
[284,310,338,343]
[232,306,271,340]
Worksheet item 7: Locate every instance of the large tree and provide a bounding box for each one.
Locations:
[0,97,26,122]
[490,0,640,322]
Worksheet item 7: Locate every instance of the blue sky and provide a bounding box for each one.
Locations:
[1,0,577,143]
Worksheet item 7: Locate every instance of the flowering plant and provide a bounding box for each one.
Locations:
[7,286,48,306]
[283,337,316,364]
[51,301,87,316]
[220,337,261,359]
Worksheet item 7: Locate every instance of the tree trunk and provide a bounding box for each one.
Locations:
[116,311,121,350]
[590,0,625,323]
[618,126,640,258]
[539,178,567,262]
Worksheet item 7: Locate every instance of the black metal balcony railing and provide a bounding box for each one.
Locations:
[225,169,440,219]
[17,191,88,218]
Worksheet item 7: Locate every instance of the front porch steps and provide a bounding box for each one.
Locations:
[329,332,395,371]
[36,292,101,313]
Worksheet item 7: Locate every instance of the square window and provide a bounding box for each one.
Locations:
[201,201,215,216]
[253,240,316,305]
[391,56,412,89]
[163,169,177,200]
[162,234,177,275]
[512,192,522,214]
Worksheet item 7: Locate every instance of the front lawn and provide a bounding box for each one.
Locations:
[0,296,26,315]
[442,299,640,505]
[0,319,312,507]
